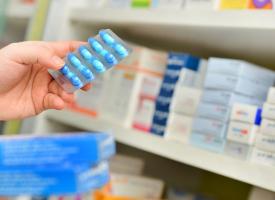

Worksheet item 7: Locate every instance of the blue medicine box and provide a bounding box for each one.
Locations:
[0,162,110,196]
[0,132,115,167]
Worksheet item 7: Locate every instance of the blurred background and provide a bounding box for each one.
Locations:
[1,0,275,199]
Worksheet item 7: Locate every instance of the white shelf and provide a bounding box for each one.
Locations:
[70,9,275,29]
[69,8,275,69]
[46,109,275,192]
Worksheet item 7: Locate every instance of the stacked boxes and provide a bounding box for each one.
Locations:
[191,58,274,153]
[165,59,207,142]
[251,87,275,166]
[0,133,116,195]
[101,46,167,128]
[224,103,261,160]
[151,52,201,136]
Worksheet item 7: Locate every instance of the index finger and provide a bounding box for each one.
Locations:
[43,41,86,58]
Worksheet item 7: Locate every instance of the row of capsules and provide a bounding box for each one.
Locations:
[51,29,132,93]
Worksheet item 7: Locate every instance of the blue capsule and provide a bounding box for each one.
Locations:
[79,46,106,73]
[60,65,70,75]
[66,71,74,79]
[99,31,115,45]
[82,68,94,80]
[68,53,94,80]
[79,46,93,60]
[88,38,103,53]
[92,60,106,73]
[68,53,82,68]
[100,50,118,65]
[114,43,128,58]
[65,71,83,87]
[70,76,83,87]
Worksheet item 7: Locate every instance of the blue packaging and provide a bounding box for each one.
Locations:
[0,162,109,196]
[163,69,181,83]
[158,83,176,97]
[155,53,200,111]
[207,57,275,86]
[201,89,263,107]
[0,132,115,167]
[204,73,270,99]
[152,110,169,125]
[155,96,172,111]
[196,102,231,122]
[151,52,200,136]
[49,29,132,93]
[151,123,166,136]
[190,132,225,153]
[192,117,227,139]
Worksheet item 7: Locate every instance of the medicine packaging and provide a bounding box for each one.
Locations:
[230,103,262,124]
[105,0,132,8]
[196,102,230,122]
[207,57,275,86]
[152,110,169,125]
[202,89,263,107]
[190,132,225,153]
[132,98,156,132]
[260,119,275,136]
[151,0,184,9]
[0,162,109,196]
[204,73,270,99]
[170,86,202,116]
[0,132,115,167]
[192,117,227,138]
[110,173,164,199]
[102,46,167,128]
[262,103,275,120]
[255,134,275,152]
[185,0,214,10]
[267,87,275,104]
[151,123,167,136]
[227,121,259,145]
[165,113,193,143]
[250,148,275,167]
[224,140,251,160]
[50,29,132,93]
[193,59,208,89]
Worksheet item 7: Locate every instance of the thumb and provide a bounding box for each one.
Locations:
[6,42,65,70]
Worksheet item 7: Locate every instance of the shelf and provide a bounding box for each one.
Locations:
[69,8,275,69]
[70,9,275,29]
[6,3,34,25]
[46,109,275,192]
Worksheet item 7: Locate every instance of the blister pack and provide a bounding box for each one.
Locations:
[49,29,132,93]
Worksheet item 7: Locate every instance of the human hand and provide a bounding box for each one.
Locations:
[0,41,91,120]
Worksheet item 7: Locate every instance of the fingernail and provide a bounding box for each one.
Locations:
[52,56,65,67]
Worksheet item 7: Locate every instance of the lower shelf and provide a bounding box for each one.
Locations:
[46,109,275,192]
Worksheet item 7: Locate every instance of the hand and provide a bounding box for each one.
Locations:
[0,41,91,120]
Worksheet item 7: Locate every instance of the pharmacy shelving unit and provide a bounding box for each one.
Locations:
[29,0,275,195]
[43,109,275,192]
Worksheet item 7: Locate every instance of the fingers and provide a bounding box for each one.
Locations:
[6,41,85,70]
[44,41,86,58]
[43,93,65,110]
[48,81,76,103]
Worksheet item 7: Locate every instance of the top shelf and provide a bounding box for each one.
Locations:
[69,8,275,69]
[70,8,275,29]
